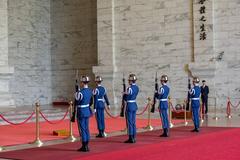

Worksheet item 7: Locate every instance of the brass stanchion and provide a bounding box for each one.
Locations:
[144,97,153,131]
[168,98,174,128]
[121,113,127,132]
[67,101,76,142]
[213,105,219,121]
[169,108,174,128]
[32,102,43,147]
[200,103,204,124]
[0,146,4,152]
[184,101,188,126]
[121,103,128,133]
[213,98,219,120]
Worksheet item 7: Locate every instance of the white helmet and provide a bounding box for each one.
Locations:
[80,75,90,83]
[128,74,137,81]
[193,77,200,83]
[161,75,168,82]
[95,76,103,82]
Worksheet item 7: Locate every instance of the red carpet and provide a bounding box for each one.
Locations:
[0,117,185,146]
[0,126,239,160]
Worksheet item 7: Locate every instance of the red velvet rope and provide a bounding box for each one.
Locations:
[39,110,69,124]
[0,112,35,125]
[229,101,240,108]
[104,104,149,118]
[104,109,120,119]
[136,105,149,115]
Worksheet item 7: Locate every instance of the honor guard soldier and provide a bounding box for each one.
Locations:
[156,75,170,137]
[93,76,110,138]
[124,74,139,143]
[189,77,201,132]
[75,75,93,152]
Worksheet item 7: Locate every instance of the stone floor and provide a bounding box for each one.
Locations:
[202,113,240,127]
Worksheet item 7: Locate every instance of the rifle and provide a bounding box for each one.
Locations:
[71,70,79,122]
[120,74,126,117]
[151,72,158,113]
[186,77,191,111]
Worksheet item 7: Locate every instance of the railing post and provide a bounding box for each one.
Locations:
[32,102,43,147]
[145,97,153,131]
[200,103,204,125]
[168,97,174,128]
[67,101,76,142]
[213,98,219,120]
[184,101,188,126]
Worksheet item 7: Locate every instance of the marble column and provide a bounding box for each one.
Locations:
[0,0,15,108]
[188,0,217,107]
[93,0,118,108]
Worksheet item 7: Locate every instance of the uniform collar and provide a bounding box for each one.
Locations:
[194,84,199,86]
[97,84,102,87]
[131,83,136,85]
[162,83,167,86]
[83,85,88,88]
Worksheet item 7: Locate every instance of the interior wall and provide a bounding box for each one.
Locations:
[213,0,240,107]
[50,0,97,102]
[8,0,98,106]
[8,0,52,106]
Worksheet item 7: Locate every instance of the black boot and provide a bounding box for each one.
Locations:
[78,142,88,152]
[191,128,199,132]
[160,128,168,137]
[101,130,106,137]
[85,141,90,152]
[132,135,136,143]
[96,130,103,138]
[124,135,132,143]
[165,128,169,137]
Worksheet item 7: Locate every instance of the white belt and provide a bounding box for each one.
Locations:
[160,99,168,101]
[191,98,200,100]
[97,99,105,102]
[127,100,136,103]
[77,104,89,108]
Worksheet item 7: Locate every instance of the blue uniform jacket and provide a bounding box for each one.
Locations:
[75,87,93,118]
[93,85,110,109]
[156,84,170,110]
[189,85,201,108]
[125,84,139,111]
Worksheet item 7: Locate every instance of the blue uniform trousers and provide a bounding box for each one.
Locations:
[96,108,105,131]
[192,100,200,129]
[192,107,200,129]
[159,108,169,129]
[126,110,136,136]
[77,117,90,142]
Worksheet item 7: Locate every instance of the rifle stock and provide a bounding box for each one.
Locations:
[151,72,158,113]
[71,70,79,122]
[186,78,191,111]
[120,74,126,117]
